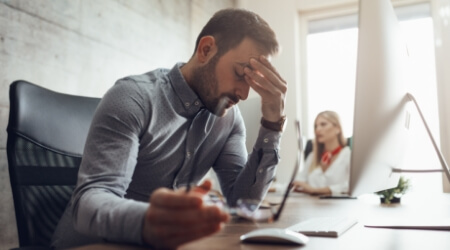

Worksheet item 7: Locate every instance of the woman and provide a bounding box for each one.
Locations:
[293,111,350,195]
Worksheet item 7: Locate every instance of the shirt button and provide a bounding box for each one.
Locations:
[194,101,200,106]
[185,102,190,107]
[258,169,264,174]
[186,152,191,158]
[263,138,269,143]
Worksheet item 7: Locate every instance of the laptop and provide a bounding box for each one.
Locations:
[234,120,302,222]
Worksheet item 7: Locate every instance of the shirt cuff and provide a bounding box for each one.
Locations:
[254,126,282,150]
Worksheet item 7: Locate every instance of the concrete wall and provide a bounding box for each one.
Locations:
[0,0,234,248]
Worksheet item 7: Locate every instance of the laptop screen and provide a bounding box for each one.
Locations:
[272,120,302,220]
[235,120,303,222]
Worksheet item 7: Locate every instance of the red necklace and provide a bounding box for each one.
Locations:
[321,145,343,166]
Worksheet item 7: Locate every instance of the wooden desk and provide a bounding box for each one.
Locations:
[72,192,450,250]
[181,192,450,250]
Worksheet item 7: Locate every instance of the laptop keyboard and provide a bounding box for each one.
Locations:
[287,217,358,237]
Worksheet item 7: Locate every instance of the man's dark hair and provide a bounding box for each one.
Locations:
[193,8,279,57]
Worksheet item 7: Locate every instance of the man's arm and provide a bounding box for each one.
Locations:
[213,114,281,206]
[70,80,150,244]
[214,56,287,206]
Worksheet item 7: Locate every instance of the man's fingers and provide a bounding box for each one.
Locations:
[144,203,229,249]
[246,57,287,92]
[244,75,272,100]
[244,65,277,95]
[143,187,229,249]
[259,55,286,84]
[147,203,229,224]
[150,188,202,208]
[244,66,286,103]
[192,179,212,194]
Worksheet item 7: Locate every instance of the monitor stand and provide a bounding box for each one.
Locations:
[391,93,450,182]
[369,93,450,230]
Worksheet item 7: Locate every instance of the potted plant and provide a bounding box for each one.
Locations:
[376,176,410,204]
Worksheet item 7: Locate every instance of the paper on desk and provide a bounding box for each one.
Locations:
[364,217,450,230]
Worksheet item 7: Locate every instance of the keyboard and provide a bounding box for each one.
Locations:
[287,217,358,237]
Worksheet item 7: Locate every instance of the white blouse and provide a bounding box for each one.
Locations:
[297,146,351,195]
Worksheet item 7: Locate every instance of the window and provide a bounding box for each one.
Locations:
[304,3,442,192]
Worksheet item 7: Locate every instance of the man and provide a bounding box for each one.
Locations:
[52,8,287,249]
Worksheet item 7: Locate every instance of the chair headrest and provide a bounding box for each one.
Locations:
[7,80,101,156]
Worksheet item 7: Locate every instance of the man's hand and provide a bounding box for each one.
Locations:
[142,180,229,249]
[244,55,287,122]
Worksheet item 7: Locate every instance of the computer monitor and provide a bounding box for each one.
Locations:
[349,0,450,197]
[349,0,411,196]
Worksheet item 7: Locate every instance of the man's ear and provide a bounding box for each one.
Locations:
[196,36,218,64]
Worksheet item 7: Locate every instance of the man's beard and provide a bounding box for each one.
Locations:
[191,55,234,116]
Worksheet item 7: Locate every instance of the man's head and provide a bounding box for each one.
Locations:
[193,8,279,58]
[184,8,279,116]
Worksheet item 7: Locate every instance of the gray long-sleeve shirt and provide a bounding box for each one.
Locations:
[51,63,282,248]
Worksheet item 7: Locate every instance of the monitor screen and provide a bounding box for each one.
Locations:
[349,0,411,196]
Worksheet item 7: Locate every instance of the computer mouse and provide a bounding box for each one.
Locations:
[240,228,309,245]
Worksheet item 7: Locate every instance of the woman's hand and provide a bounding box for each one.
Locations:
[292,181,316,194]
[293,181,332,195]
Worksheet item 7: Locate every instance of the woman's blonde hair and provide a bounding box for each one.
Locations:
[310,111,347,171]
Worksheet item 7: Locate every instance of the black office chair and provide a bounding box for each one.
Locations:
[6,80,101,249]
[304,137,353,160]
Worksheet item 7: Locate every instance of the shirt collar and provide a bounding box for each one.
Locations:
[168,62,205,116]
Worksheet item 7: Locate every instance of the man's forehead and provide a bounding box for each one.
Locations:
[228,37,271,63]
[235,55,272,69]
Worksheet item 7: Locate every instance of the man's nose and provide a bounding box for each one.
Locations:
[236,83,250,101]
